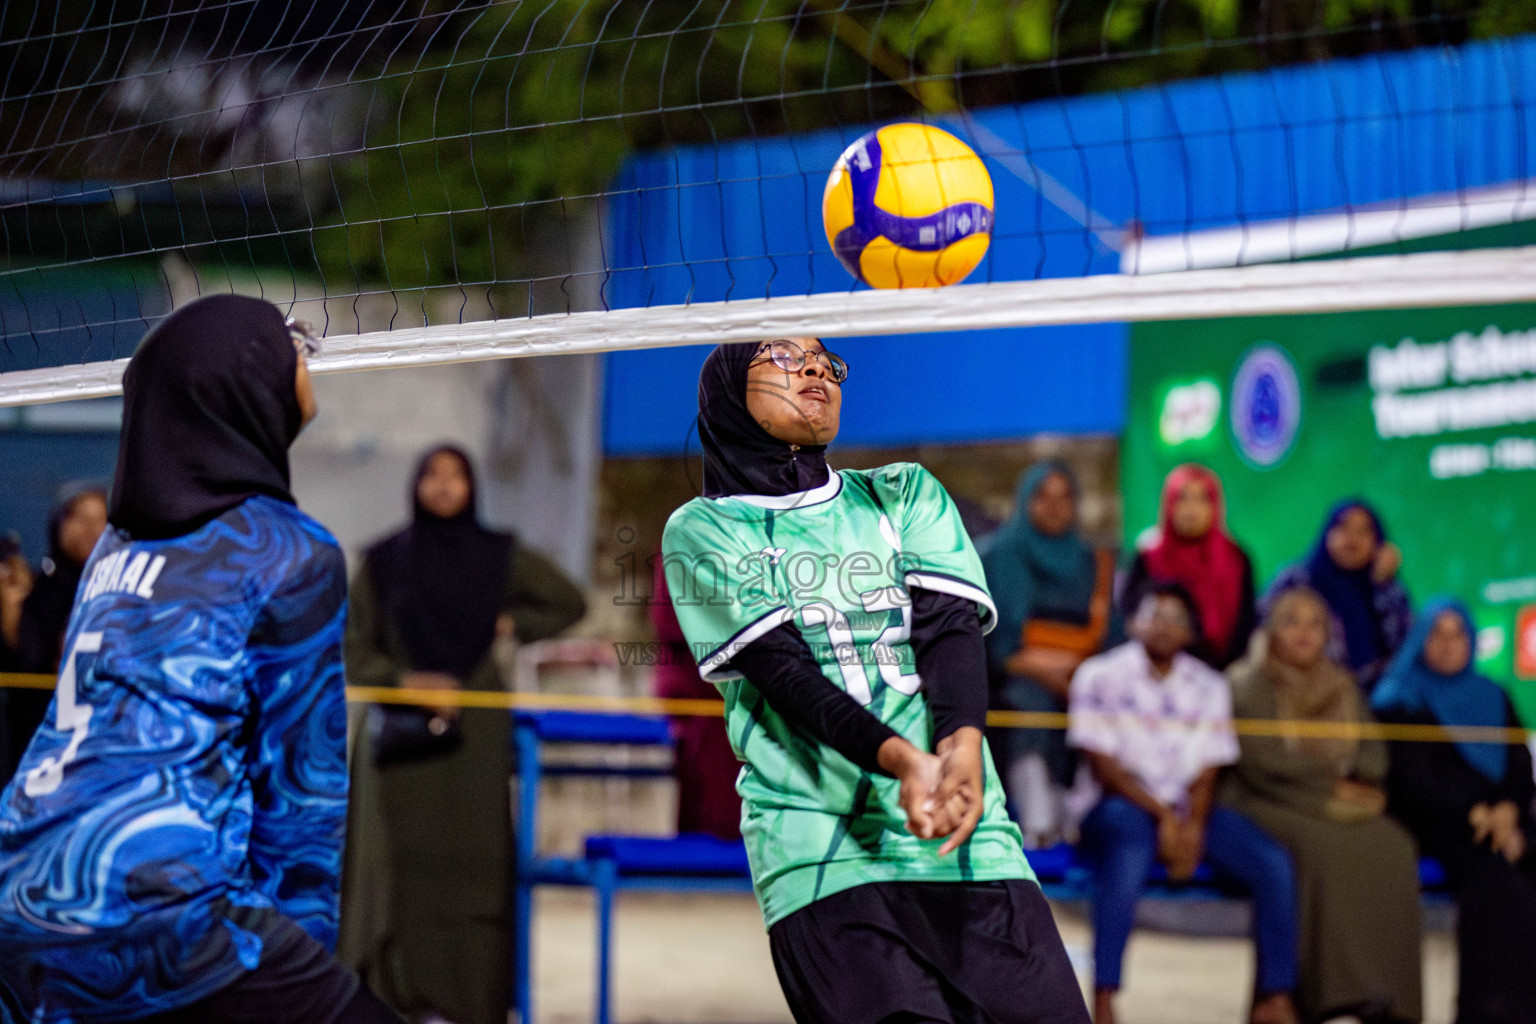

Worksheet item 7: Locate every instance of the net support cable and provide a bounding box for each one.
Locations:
[3,244,1536,409]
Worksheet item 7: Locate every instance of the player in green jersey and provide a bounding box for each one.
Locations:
[662,338,1089,1024]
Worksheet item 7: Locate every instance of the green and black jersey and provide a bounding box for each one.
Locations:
[662,463,1034,927]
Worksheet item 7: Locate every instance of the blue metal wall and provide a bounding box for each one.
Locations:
[600,34,1536,456]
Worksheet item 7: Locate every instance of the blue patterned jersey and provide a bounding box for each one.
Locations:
[0,495,348,1024]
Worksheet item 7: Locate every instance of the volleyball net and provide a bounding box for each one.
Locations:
[3,1,1536,407]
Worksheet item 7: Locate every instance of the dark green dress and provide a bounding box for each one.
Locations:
[1222,665,1422,1024]
[339,546,585,1024]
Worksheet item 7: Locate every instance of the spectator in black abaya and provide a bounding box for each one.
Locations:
[338,445,586,1024]
[1,486,109,786]
[1373,599,1536,1024]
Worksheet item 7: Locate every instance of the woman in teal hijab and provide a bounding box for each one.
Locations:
[982,461,1114,846]
[1372,598,1536,1024]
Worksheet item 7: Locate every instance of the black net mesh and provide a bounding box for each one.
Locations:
[0,1,1530,375]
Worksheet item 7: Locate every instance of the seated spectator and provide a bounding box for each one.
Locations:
[650,556,740,839]
[1123,464,1255,669]
[982,461,1115,846]
[1373,599,1536,1024]
[1071,581,1298,1024]
[5,485,109,787]
[1264,500,1411,690]
[1225,587,1421,1024]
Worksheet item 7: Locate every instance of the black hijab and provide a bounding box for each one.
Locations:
[365,447,515,679]
[109,294,302,539]
[697,342,830,498]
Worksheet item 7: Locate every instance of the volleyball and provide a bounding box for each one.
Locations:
[822,123,994,289]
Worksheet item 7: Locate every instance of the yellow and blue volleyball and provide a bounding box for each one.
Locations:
[822,123,994,289]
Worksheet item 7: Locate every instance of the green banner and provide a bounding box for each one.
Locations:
[1125,304,1536,724]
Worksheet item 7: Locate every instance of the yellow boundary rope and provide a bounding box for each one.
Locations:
[3,672,1530,745]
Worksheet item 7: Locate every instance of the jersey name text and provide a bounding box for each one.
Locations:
[81,549,167,602]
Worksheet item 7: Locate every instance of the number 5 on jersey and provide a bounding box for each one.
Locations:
[24,631,103,798]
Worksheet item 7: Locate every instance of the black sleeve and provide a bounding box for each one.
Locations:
[910,589,987,743]
[730,624,899,776]
[506,547,588,642]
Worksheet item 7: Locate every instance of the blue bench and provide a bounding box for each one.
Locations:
[1028,840,1453,905]
[512,710,753,1024]
[1028,841,1242,904]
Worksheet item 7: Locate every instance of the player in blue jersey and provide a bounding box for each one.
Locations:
[0,296,403,1024]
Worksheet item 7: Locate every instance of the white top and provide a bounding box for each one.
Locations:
[1067,641,1239,810]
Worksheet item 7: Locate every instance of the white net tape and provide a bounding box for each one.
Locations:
[4,245,1533,409]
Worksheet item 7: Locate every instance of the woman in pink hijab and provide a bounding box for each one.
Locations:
[1122,464,1256,669]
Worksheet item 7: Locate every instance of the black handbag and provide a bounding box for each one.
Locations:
[367,704,462,766]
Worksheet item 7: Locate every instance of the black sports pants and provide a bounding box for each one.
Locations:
[769,879,1090,1024]
[137,911,403,1024]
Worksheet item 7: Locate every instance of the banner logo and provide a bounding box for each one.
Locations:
[1231,344,1301,467]
[1516,605,1536,680]
[1159,379,1221,448]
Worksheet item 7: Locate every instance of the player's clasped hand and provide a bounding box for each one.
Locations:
[880,738,946,841]
[878,730,986,855]
[930,727,986,856]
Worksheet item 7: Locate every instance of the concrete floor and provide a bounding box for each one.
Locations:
[527,890,1459,1024]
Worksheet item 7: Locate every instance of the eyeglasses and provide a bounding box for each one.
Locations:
[286,317,322,359]
[751,339,848,383]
